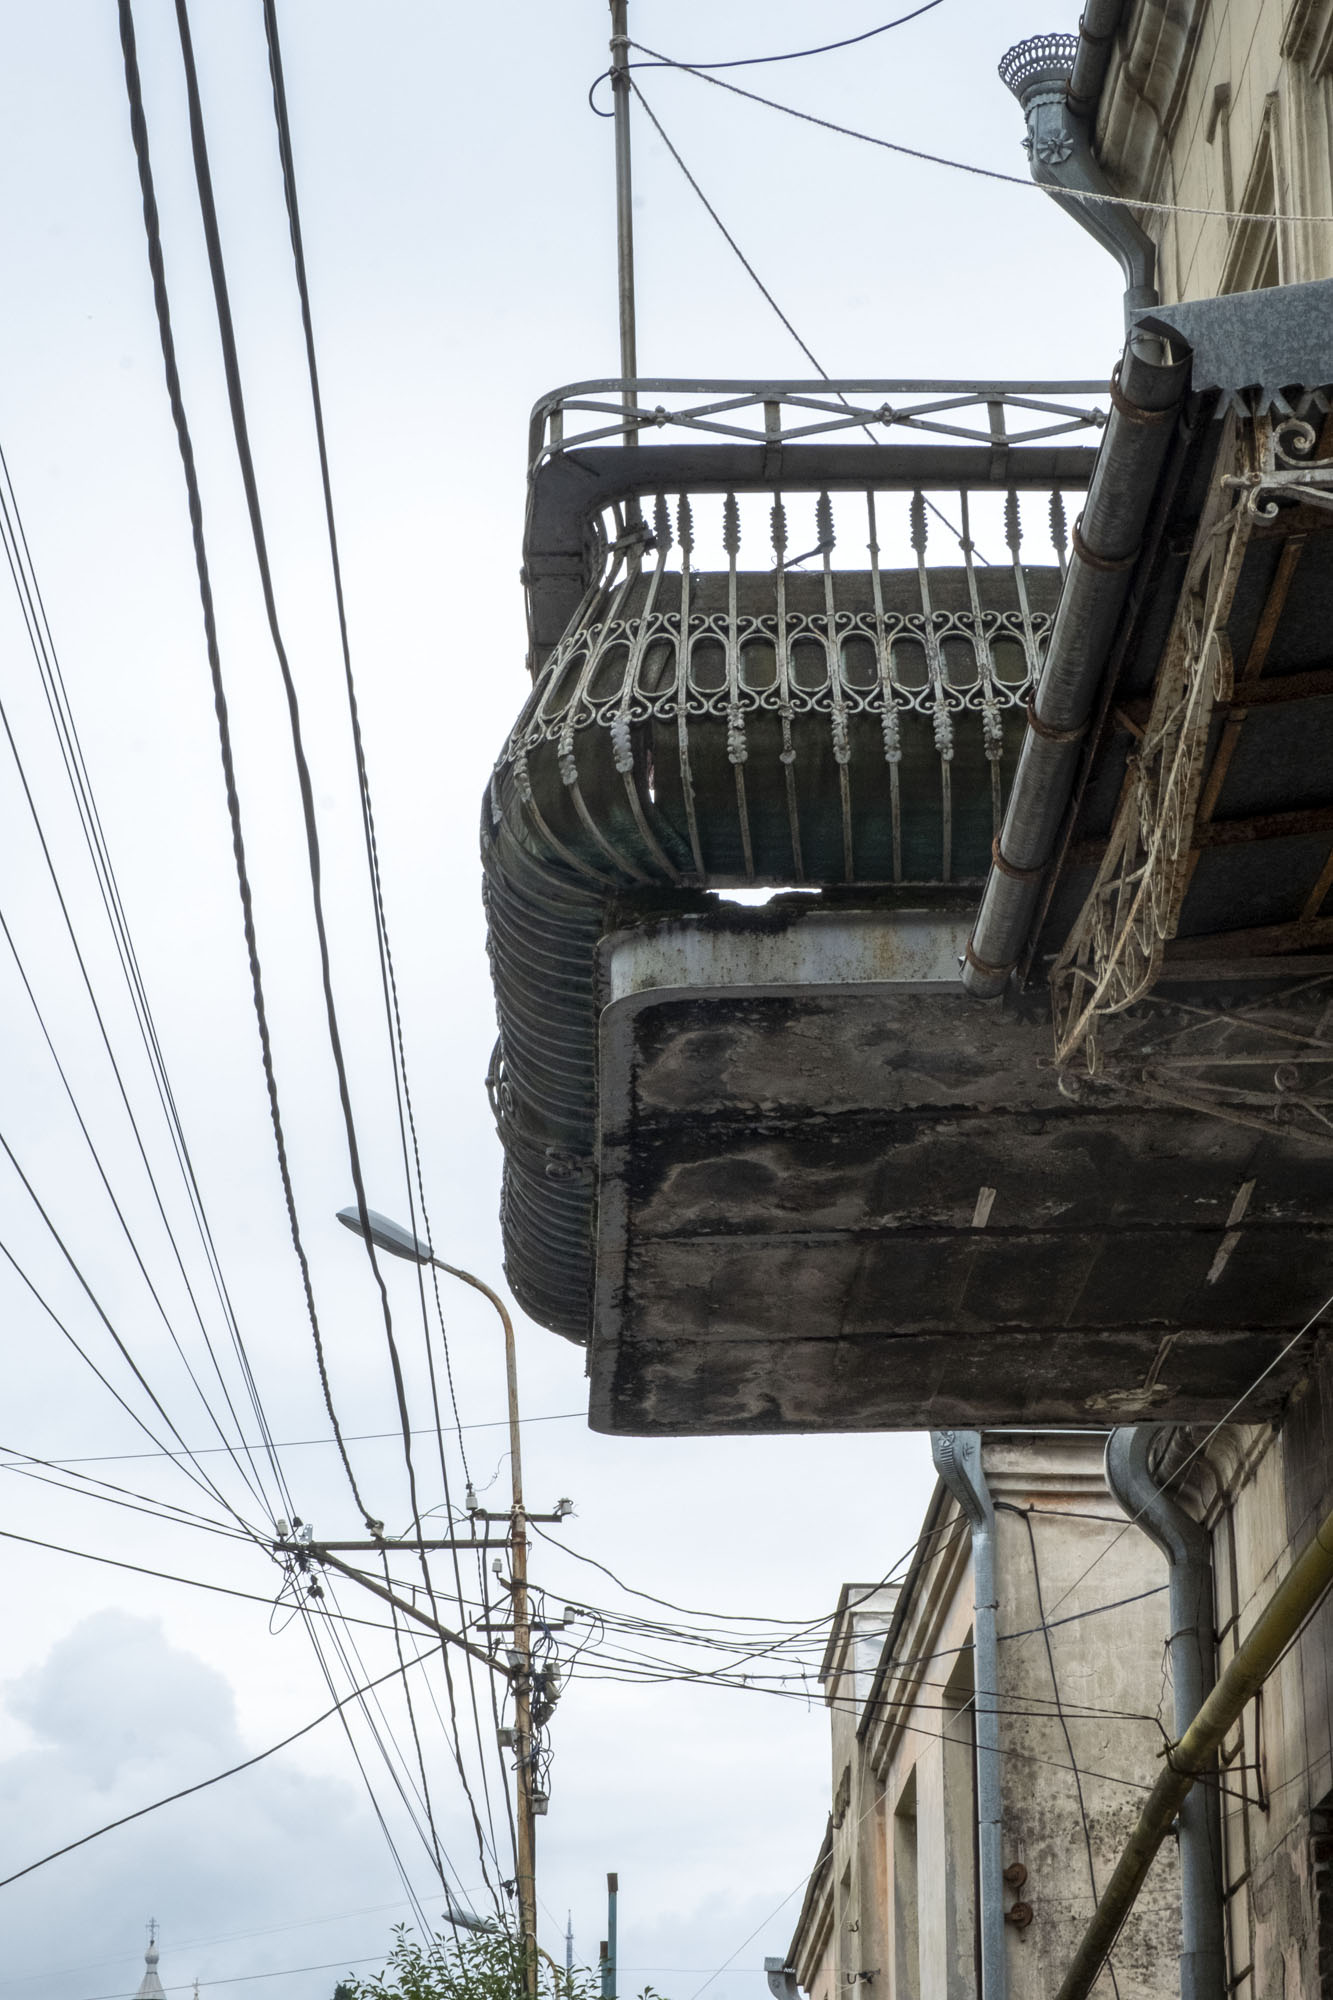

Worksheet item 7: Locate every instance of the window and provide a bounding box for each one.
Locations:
[1221,96,1283,294]
[1313,1791,1333,1997]
[893,1769,920,2000]
[942,1642,980,1999]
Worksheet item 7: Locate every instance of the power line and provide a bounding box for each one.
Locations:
[0,1443,258,1544]
[0,439,295,1529]
[0,1409,585,1473]
[258,0,507,1878]
[0,1520,402,1631]
[0,1642,444,1893]
[1039,1288,1333,1625]
[1003,1501,1122,2000]
[589,4,945,113]
[0,1149,263,1538]
[0,897,273,1525]
[629,40,1333,227]
[116,0,375,1531]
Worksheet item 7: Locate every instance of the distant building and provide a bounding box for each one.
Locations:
[784,1434,1179,2000]
[135,1934,166,2000]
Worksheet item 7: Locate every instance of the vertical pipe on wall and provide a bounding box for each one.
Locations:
[1105,1428,1225,2000]
[931,1431,1007,2000]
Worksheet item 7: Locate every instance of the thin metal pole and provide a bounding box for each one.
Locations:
[431,1258,537,2000]
[606,1873,618,2000]
[609,0,637,420]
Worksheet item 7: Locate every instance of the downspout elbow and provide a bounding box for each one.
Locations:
[999,34,1158,330]
[1106,1429,1225,2000]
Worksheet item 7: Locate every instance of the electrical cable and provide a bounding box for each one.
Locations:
[0,1887,476,1992]
[170,0,423,1541]
[0,895,273,1524]
[0,1642,445,1892]
[294,1598,439,1937]
[1002,1501,1122,2000]
[380,1553,505,1908]
[627,39,1333,227]
[311,1577,457,1879]
[0,443,295,1530]
[0,1445,259,1543]
[115,0,375,1531]
[259,0,472,1489]
[0,1151,262,1538]
[3,1409,584,1473]
[259,2,509,1879]
[1038,1286,1333,1625]
[624,81,984,555]
[528,1511,965,1629]
[0,1519,405,1631]
[588,4,945,114]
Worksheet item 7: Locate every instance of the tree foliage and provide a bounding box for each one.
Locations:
[348,1925,615,2000]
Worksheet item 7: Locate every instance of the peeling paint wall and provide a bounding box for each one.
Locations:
[1191,1342,1333,1999]
[788,1434,1180,2000]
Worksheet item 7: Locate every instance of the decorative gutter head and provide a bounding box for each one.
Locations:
[998,32,1158,323]
[999,31,1080,137]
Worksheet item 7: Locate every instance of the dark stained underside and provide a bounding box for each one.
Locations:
[590,950,1332,1432]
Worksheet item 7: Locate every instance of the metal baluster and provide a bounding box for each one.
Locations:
[772,495,804,879]
[912,490,953,884]
[959,487,1005,841]
[555,497,652,880]
[866,491,902,884]
[612,495,681,879]
[1050,488,1069,581]
[1006,484,1041,725]
[723,492,754,879]
[818,491,854,881]
[674,493,705,876]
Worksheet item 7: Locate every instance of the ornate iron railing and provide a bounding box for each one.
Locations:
[528,377,1108,469]
[500,479,1077,887]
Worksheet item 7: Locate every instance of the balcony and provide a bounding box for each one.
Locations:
[483,379,1103,1347]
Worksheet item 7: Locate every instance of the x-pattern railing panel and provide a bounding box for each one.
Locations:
[530,378,1109,468]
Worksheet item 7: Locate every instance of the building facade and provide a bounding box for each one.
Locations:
[1094,0,1333,301]
[995,7,1333,1995]
[786,1435,1181,2000]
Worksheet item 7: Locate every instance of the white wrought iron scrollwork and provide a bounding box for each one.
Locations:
[498,481,1073,888]
[1051,407,1333,1073]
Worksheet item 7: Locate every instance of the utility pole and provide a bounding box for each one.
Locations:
[332,1208,540,2000]
[606,1875,618,2000]
[495,1272,538,2000]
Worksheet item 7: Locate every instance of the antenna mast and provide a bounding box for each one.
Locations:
[609,1,638,418]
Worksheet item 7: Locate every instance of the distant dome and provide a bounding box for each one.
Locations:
[136,1936,166,2000]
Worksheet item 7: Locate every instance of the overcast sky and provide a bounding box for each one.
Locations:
[0,4,1116,1999]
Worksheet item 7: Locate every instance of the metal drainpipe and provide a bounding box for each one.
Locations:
[960,331,1188,998]
[932,1431,1006,2000]
[1105,1430,1225,2000]
[1056,1493,1333,2000]
[999,32,1159,334]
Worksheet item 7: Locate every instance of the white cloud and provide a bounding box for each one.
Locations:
[0,1614,405,2000]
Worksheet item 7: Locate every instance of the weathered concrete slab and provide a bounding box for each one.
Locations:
[590,906,1332,1432]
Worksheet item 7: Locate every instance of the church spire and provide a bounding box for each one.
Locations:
[136,1923,166,2000]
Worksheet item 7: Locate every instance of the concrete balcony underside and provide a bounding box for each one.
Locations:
[588,905,1333,1433]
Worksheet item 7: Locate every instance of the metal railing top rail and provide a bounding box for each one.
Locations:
[528,378,1109,470]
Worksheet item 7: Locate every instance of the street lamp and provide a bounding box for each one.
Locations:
[336,1204,538,1995]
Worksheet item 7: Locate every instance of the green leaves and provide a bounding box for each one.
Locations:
[347,1922,605,2000]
